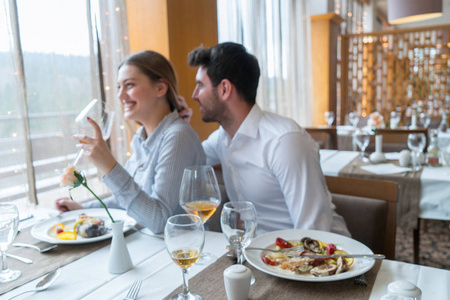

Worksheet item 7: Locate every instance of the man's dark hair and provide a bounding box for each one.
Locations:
[188,42,260,105]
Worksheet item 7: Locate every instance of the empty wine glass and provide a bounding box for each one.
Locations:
[179,165,221,264]
[390,111,401,129]
[165,214,205,300]
[419,112,431,128]
[0,204,21,283]
[71,100,115,167]
[407,133,427,171]
[324,111,335,127]
[348,111,360,128]
[353,128,371,161]
[221,201,257,283]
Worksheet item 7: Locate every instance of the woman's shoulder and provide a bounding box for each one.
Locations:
[164,117,201,140]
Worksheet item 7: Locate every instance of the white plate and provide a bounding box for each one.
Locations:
[244,229,375,282]
[31,209,136,244]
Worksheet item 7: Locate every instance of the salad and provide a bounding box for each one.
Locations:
[261,237,354,277]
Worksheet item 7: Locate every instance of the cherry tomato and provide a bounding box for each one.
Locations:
[326,243,336,255]
[275,237,292,248]
[262,255,277,266]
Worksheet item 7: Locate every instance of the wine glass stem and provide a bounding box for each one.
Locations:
[236,244,244,265]
[181,268,190,296]
[1,248,8,272]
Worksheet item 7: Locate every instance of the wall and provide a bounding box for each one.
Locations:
[125,0,219,141]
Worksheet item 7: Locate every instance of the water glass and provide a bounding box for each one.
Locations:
[0,204,21,283]
[165,214,205,300]
[407,133,426,171]
[324,111,335,127]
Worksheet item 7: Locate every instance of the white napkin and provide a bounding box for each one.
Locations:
[384,152,400,160]
[361,163,412,175]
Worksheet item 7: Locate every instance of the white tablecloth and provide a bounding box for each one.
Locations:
[320,150,450,221]
[3,229,449,300]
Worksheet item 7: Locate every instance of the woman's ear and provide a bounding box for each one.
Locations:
[156,79,169,98]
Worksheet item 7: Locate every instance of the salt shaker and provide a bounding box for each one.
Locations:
[386,280,422,300]
[223,265,252,300]
[398,150,411,167]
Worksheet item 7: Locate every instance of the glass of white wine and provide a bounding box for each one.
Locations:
[179,165,221,264]
[165,214,205,300]
[0,203,21,283]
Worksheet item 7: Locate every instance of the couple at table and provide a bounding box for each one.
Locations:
[56,42,350,237]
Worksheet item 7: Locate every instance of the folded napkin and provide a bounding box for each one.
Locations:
[360,163,412,175]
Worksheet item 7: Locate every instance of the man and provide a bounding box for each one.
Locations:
[186,42,349,237]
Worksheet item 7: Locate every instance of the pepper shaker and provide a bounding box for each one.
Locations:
[223,265,252,300]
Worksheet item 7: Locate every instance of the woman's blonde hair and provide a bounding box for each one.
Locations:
[119,51,180,111]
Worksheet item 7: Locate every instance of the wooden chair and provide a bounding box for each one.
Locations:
[305,127,338,149]
[366,128,428,153]
[325,176,399,260]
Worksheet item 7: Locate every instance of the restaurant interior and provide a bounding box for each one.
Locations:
[1,0,449,299]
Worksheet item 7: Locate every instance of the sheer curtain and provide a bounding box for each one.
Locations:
[217,0,314,126]
[0,0,129,213]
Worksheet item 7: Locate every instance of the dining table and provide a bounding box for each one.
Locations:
[1,212,449,300]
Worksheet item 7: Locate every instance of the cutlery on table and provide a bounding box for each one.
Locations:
[8,268,61,299]
[354,273,368,286]
[123,278,143,300]
[13,243,58,253]
[284,253,385,259]
[6,254,33,264]
[245,245,304,253]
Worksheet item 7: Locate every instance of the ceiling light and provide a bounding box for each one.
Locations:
[387,0,443,25]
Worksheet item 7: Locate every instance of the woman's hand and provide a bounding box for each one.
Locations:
[55,198,83,212]
[73,116,117,175]
[178,95,193,124]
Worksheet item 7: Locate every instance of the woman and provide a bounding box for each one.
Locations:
[56,51,205,233]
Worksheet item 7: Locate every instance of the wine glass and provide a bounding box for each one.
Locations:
[179,165,221,264]
[165,214,205,300]
[353,128,371,161]
[407,133,427,171]
[220,201,257,283]
[348,111,360,128]
[390,111,401,129]
[324,111,335,127]
[71,101,115,167]
[420,112,431,128]
[0,203,21,283]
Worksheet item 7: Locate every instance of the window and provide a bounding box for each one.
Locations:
[0,0,129,216]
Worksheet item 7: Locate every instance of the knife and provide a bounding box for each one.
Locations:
[283,253,385,259]
[7,253,33,264]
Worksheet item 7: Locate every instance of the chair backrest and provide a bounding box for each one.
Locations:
[325,176,398,260]
[305,127,338,150]
[365,128,428,153]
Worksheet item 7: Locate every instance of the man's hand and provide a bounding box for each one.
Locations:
[178,95,193,124]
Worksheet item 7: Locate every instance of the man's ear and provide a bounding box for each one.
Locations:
[156,79,169,98]
[218,79,233,101]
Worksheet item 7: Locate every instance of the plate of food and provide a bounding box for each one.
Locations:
[244,229,376,282]
[31,209,136,244]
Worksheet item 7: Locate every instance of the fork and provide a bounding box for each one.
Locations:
[245,245,304,253]
[354,274,368,286]
[13,243,58,253]
[123,279,142,300]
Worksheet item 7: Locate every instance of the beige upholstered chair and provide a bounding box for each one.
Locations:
[325,176,399,260]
